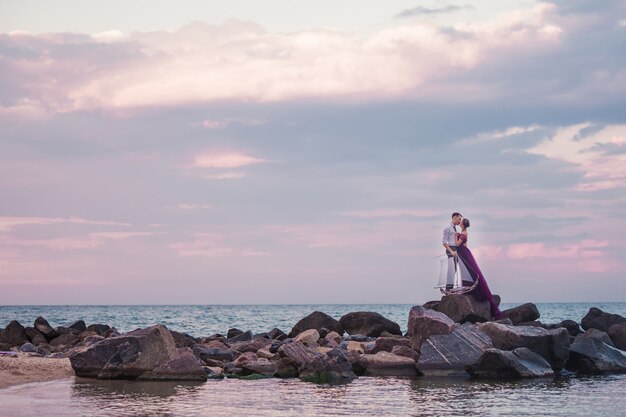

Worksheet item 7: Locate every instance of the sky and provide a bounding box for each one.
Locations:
[1,0,625,305]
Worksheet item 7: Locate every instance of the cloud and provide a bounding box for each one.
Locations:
[396,4,474,18]
[0,216,130,232]
[202,172,247,180]
[338,209,438,218]
[193,152,269,168]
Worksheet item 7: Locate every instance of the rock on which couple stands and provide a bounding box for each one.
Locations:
[406,306,455,354]
[358,351,418,376]
[581,307,626,332]
[0,320,29,347]
[608,324,626,351]
[70,324,205,381]
[479,322,570,370]
[339,312,402,338]
[436,294,492,324]
[567,329,626,374]
[467,347,555,379]
[500,303,540,325]
[34,317,59,341]
[289,311,344,338]
[417,323,493,376]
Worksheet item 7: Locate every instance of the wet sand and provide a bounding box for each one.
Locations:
[0,353,74,389]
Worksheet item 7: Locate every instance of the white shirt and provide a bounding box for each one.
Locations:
[442,222,457,246]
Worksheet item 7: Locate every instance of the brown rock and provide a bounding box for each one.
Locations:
[406,306,455,353]
[359,351,418,376]
[500,303,540,325]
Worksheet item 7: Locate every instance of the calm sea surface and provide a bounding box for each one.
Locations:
[1,303,626,417]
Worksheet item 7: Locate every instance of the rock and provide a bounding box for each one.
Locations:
[227,328,244,339]
[274,357,299,378]
[417,323,493,376]
[581,307,626,332]
[278,341,321,369]
[467,347,555,379]
[324,331,342,345]
[256,347,277,360]
[479,322,570,370]
[359,351,418,376]
[343,334,373,342]
[289,311,343,337]
[20,342,38,353]
[364,337,412,354]
[192,345,234,362]
[34,317,59,340]
[317,328,330,339]
[67,320,87,333]
[269,340,285,354]
[139,348,206,381]
[0,320,29,346]
[233,351,258,367]
[406,306,455,353]
[203,358,225,368]
[204,366,224,379]
[436,294,492,323]
[583,329,615,347]
[294,329,320,346]
[227,330,252,343]
[82,335,105,347]
[608,324,626,350]
[339,312,401,337]
[517,321,546,328]
[56,326,81,336]
[278,341,355,382]
[267,328,288,340]
[423,300,440,310]
[555,320,582,337]
[87,324,111,336]
[390,345,420,361]
[567,330,626,374]
[339,341,364,353]
[241,358,278,376]
[170,330,197,348]
[228,338,272,353]
[24,327,45,343]
[70,324,178,379]
[500,303,540,325]
[50,333,80,348]
[104,328,120,338]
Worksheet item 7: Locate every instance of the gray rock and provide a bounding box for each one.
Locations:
[192,345,234,362]
[267,328,288,340]
[339,312,401,337]
[436,294,492,323]
[359,351,418,376]
[274,357,299,378]
[289,311,343,337]
[227,330,252,343]
[228,338,272,353]
[278,341,355,382]
[50,333,80,348]
[24,327,45,343]
[583,329,615,347]
[227,328,244,339]
[479,322,570,370]
[70,324,178,379]
[364,337,412,354]
[467,347,555,379]
[500,303,540,325]
[567,330,626,374]
[581,307,626,332]
[34,317,59,341]
[20,342,38,353]
[0,321,29,346]
[390,345,420,361]
[554,320,582,337]
[170,330,197,348]
[417,323,493,376]
[422,300,440,310]
[67,320,87,333]
[343,334,374,342]
[608,324,626,350]
[241,358,278,376]
[86,324,111,336]
[406,305,455,353]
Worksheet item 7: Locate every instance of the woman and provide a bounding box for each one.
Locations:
[455,218,502,320]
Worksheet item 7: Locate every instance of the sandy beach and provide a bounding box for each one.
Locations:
[0,353,74,389]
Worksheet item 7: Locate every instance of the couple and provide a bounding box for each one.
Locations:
[442,212,502,320]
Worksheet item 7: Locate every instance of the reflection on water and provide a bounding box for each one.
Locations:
[1,374,625,417]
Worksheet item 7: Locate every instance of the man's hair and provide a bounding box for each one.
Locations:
[451,212,462,218]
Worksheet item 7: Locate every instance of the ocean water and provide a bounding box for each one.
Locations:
[2,302,626,337]
[2,303,626,417]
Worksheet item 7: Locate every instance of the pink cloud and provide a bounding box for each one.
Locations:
[0,216,130,232]
[338,209,438,218]
[193,152,269,168]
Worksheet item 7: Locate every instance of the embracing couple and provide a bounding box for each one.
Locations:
[442,212,502,320]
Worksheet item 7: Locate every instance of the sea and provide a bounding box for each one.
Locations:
[1,302,625,417]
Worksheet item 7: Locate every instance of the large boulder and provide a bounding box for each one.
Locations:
[289,311,343,337]
[467,347,555,379]
[406,306,455,353]
[34,317,59,341]
[567,330,626,374]
[417,323,493,376]
[436,294,491,323]
[87,324,111,336]
[169,330,197,349]
[278,341,355,382]
[138,348,206,381]
[0,320,29,346]
[339,312,401,337]
[67,320,87,333]
[69,324,190,380]
[500,303,540,325]
[553,320,582,337]
[581,307,626,332]
[608,324,626,351]
[358,351,418,376]
[479,322,570,370]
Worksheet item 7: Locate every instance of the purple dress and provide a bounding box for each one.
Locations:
[456,233,502,320]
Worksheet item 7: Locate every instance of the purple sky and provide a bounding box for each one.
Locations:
[1,1,625,304]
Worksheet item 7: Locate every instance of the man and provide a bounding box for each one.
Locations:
[442,212,463,290]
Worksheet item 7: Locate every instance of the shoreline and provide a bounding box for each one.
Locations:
[0,353,74,390]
